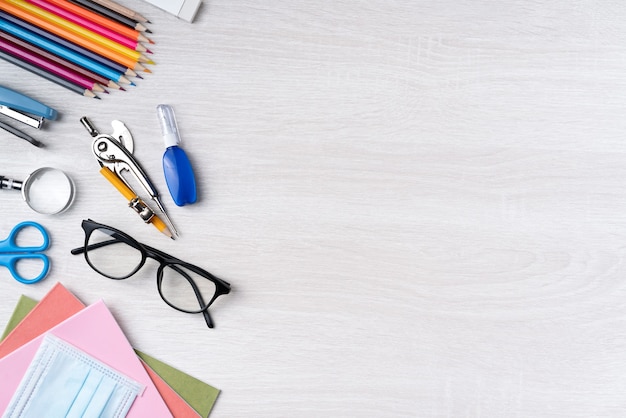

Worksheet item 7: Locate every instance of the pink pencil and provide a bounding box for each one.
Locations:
[24,0,150,53]
[0,37,105,93]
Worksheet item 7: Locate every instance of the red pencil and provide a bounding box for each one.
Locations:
[0,36,105,93]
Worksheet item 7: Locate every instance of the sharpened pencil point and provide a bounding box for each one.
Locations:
[143,68,152,73]
[120,87,126,91]
[146,60,155,65]
[145,29,152,34]
[146,49,153,54]
[130,82,136,86]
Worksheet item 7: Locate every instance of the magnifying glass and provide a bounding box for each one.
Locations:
[0,167,75,215]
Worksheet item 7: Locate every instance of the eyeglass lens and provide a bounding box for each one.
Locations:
[160,264,217,312]
[86,228,143,279]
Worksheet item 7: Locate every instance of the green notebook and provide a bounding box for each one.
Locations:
[1,294,219,417]
[0,295,37,341]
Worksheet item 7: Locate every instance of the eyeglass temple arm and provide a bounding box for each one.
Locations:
[143,243,185,264]
[70,239,121,255]
[145,243,230,290]
[203,310,214,328]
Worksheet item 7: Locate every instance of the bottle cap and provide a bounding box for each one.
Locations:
[156,104,180,148]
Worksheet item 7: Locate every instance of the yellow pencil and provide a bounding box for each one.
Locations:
[7,0,147,63]
[99,166,173,239]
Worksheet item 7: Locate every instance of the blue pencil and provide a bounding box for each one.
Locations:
[0,17,132,85]
[0,11,137,78]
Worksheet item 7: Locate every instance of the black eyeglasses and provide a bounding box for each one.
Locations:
[71,219,231,329]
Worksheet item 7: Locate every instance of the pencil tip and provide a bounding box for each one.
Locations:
[95,96,101,100]
[130,82,136,86]
[146,60,155,65]
[149,39,155,44]
[146,49,153,54]
[120,87,126,91]
[143,69,152,73]
[145,29,152,33]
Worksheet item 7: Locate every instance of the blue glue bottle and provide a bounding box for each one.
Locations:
[157,104,197,206]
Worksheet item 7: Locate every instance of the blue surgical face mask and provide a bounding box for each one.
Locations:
[3,334,144,418]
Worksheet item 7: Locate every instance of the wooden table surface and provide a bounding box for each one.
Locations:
[2,1,626,416]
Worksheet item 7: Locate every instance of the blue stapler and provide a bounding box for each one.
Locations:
[0,85,58,147]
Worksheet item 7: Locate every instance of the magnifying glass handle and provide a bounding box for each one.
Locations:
[0,176,23,191]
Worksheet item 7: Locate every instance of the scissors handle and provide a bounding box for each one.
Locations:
[0,221,50,284]
[0,253,49,284]
[0,221,49,252]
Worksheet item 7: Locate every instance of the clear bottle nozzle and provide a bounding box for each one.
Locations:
[157,104,181,147]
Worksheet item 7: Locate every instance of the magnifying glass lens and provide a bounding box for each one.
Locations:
[23,168,75,215]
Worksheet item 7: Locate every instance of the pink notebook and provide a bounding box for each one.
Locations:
[0,301,172,417]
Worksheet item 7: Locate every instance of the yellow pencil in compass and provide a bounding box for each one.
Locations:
[99,166,173,239]
[80,116,178,238]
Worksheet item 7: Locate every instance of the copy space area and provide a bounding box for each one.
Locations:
[1,1,626,416]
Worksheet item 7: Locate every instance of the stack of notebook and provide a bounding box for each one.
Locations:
[0,282,219,417]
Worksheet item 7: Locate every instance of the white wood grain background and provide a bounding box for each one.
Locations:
[2,0,626,416]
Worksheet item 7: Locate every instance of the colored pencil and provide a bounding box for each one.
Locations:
[0,36,106,93]
[49,0,151,43]
[5,0,148,62]
[0,10,137,77]
[0,0,149,69]
[0,49,98,98]
[25,0,150,52]
[0,17,131,85]
[67,0,149,32]
[87,0,150,23]
[0,29,121,89]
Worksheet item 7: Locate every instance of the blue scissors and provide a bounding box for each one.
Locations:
[0,221,50,284]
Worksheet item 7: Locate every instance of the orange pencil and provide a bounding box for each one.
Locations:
[5,0,148,61]
[26,0,150,52]
[0,1,149,70]
[36,0,151,43]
